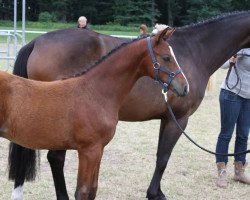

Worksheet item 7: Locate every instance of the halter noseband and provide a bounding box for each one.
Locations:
[146,37,182,93]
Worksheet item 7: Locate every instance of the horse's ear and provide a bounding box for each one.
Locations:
[156,27,176,43]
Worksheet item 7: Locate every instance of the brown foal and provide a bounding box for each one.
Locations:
[1,28,188,199]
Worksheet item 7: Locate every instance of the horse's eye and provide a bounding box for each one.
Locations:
[163,56,170,62]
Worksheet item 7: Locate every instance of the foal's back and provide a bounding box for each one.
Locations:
[0,72,90,149]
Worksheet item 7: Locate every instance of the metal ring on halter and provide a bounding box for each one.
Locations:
[170,72,176,77]
[153,62,160,69]
[162,89,168,102]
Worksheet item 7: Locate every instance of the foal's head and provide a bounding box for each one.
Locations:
[143,28,189,97]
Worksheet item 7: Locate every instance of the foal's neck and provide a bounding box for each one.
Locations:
[84,39,147,107]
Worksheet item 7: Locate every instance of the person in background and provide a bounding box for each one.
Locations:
[138,24,150,38]
[216,48,250,188]
[77,16,90,29]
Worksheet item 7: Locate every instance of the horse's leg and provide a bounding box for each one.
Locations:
[147,117,188,200]
[47,150,68,200]
[75,145,103,200]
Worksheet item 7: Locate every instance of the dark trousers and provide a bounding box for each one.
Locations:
[216,89,250,164]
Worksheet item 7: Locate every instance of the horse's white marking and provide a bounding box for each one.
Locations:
[11,186,23,200]
[169,45,190,92]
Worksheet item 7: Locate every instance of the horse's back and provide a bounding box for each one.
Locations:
[27,29,117,81]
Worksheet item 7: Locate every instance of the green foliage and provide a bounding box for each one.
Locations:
[182,0,233,24]
[51,1,68,21]
[231,0,250,10]
[38,12,56,22]
[0,0,250,26]
[113,0,160,26]
[94,22,140,32]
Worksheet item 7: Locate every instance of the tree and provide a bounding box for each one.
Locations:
[95,0,114,24]
[0,0,13,20]
[1,0,249,26]
[231,0,250,11]
[182,0,233,25]
[113,0,160,26]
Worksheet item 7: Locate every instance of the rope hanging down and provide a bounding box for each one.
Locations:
[164,94,250,156]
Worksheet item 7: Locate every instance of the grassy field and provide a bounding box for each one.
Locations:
[0,20,139,43]
[0,69,249,199]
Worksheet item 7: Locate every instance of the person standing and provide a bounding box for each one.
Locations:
[138,24,150,38]
[216,48,250,188]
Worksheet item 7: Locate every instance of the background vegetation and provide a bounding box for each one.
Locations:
[1,0,250,27]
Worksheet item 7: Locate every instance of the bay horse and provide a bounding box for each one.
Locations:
[2,29,189,200]
[9,11,250,200]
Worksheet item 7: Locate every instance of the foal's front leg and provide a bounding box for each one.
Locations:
[75,145,103,200]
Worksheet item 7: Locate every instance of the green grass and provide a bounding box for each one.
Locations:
[0,20,140,43]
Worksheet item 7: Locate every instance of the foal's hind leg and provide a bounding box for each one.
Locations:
[147,117,188,200]
[47,150,69,200]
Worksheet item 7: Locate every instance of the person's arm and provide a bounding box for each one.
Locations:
[221,56,237,69]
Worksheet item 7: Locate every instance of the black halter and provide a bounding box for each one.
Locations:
[146,37,182,93]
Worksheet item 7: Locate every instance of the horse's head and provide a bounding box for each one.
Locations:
[144,28,189,97]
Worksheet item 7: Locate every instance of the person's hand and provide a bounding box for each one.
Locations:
[229,55,237,64]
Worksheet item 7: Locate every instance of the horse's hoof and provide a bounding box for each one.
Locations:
[148,197,167,200]
[148,195,167,200]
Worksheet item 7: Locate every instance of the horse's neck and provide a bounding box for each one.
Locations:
[173,12,250,77]
[100,35,129,56]
[84,39,146,107]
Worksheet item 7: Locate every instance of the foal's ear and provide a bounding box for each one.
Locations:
[156,27,176,43]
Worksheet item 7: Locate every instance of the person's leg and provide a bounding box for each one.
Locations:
[234,98,250,162]
[234,97,250,184]
[216,89,241,163]
[215,89,241,188]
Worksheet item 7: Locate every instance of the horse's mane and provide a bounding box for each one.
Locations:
[178,10,250,30]
[63,37,143,80]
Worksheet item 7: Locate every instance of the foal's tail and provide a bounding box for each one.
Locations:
[8,40,40,185]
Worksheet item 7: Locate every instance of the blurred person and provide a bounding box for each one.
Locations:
[77,16,90,29]
[138,24,149,38]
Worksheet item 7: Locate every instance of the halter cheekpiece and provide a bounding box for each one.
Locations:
[146,37,182,93]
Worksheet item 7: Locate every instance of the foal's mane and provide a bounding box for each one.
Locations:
[63,37,143,80]
[178,10,250,31]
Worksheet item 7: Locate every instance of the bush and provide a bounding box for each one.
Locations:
[38,12,56,22]
[93,22,139,32]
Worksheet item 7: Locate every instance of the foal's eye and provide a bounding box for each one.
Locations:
[163,56,170,62]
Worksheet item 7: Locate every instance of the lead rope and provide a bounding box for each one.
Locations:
[225,63,242,95]
[162,93,250,156]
